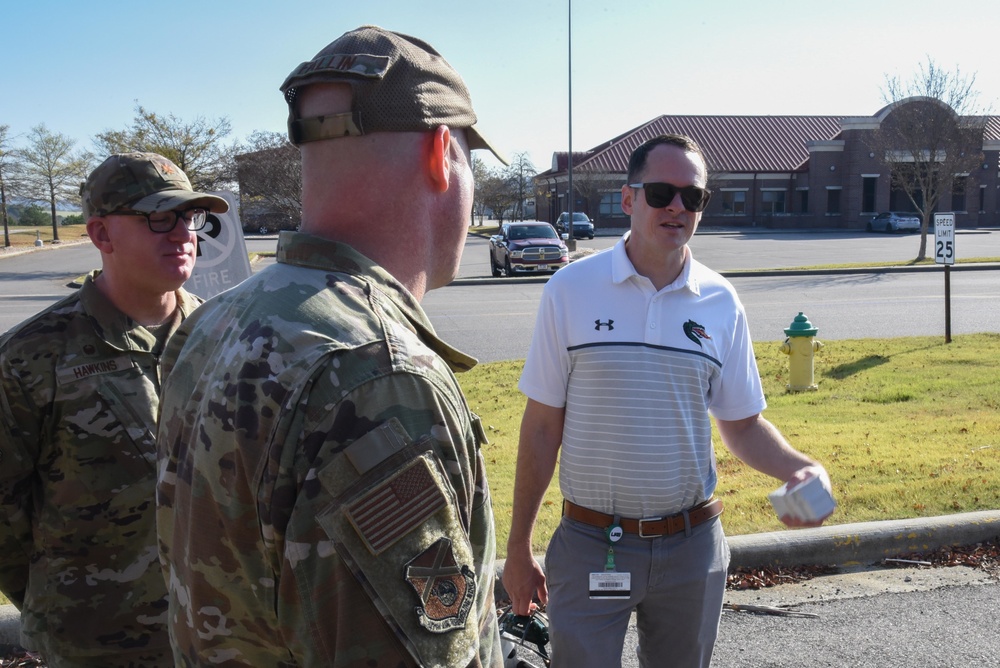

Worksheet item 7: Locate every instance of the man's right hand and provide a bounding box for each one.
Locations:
[501,548,548,616]
[504,399,564,616]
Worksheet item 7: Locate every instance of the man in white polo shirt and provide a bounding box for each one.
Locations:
[502,134,834,668]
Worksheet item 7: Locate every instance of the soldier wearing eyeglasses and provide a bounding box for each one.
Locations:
[0,152,227,667]
[504,134,834,667]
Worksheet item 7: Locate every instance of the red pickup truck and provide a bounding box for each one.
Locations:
[489,221,569,277]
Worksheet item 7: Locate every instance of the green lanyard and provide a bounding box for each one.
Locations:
[604,522,622,571]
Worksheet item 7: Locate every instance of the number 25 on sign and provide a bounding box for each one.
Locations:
[934,213,956,343]
[934,213,955,265]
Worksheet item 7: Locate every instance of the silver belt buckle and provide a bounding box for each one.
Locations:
[638,516,664,538]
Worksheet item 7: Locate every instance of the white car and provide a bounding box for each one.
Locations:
[868,212,921,233]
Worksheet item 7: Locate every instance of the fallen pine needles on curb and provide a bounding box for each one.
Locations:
[884,537,1000,578]
[727,564,839,590]
[725,536,1000,591]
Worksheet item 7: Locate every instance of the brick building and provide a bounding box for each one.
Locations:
[534,97,1000,231]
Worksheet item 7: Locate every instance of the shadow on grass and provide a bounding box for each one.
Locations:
[859,390,917,404]
[824,342,944,380]
[825,355,891,380]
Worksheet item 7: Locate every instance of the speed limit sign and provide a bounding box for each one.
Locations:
[934,212,956,343]
[934,213,955,265]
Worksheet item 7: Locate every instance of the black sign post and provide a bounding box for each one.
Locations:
[934,213,955,344]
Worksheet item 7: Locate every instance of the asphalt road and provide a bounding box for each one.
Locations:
[4,229,1000,347]
[503,563,1000,668]
[3,231,999,665]
[711,576,1000,667]
[436,229,1000,362]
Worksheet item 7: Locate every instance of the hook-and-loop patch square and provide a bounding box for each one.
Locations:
[345,455,447,555]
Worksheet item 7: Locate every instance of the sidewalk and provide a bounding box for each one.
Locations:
[0,237,90,260]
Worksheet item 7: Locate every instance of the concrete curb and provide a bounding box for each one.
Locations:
[3,511,998,647]
[0,238,90,260]
[725,509,1000,569]
[451,261,1000,287]
[3,234,998,647]
[490,510,1000,603]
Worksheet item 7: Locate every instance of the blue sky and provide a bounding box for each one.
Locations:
[4,0,999,172]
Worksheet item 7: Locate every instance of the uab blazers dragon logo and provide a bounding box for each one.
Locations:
[683,320,711,347]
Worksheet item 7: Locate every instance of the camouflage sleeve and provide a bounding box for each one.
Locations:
[270,367,496,667]
[0,365,38,609]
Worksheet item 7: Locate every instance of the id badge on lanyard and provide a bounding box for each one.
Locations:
[589,521,631,599]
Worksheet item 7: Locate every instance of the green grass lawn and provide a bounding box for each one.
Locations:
[2,334,997,608]
[3,224,90,249]
[3,250,998,609]
[463,334,1000,557]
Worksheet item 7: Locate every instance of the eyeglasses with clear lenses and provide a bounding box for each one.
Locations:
[113,208,209,233]
[628,182,712,213]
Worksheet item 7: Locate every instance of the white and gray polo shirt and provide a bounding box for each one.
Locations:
[519,233,766,519]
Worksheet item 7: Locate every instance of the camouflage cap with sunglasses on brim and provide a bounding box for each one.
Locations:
[81,152,230,220]
[280,25,509,165]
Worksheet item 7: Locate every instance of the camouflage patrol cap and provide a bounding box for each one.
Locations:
[80,152,230,220]
[280,25,509,165]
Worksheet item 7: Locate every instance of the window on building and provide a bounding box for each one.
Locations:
[720,190,746,215]
[951,177,967,212]
[761,190,786,214]
[827,188,842,215]
[600,191,622,216]
[980,185,987,214]
[861,177,877,213]
[890,185,922,212]
[798,189,809,213]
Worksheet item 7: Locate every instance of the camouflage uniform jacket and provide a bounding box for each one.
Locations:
[0,270,201,667]
[157,231,503,668]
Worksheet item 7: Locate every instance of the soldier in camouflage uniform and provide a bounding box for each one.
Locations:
[0,153,228,667]
[156,26,508,668]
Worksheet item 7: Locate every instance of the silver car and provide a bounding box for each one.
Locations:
[869,212,921,233]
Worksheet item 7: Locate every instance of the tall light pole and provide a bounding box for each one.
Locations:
[566,0,576,251]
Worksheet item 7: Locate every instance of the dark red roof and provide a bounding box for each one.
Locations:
[549,151,596,172]
[578,115,845,174]
[536,109,1000,178]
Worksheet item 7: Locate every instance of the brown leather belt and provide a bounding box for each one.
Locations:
[563,498,724,538]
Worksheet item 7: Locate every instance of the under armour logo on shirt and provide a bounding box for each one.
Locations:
[595,319,614,331]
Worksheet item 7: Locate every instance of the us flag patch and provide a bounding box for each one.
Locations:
[346,456,447,555]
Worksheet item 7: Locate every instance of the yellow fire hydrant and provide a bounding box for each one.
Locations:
[780,312,823,392]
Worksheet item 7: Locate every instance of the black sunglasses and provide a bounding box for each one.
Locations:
[628,182,712,213]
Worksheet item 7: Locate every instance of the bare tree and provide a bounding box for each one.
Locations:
[869,58,989,260]
[471,156,492,225]
[0,124,19,248]
[94,103,237,192]
[473,157,516,225]
[571,168,621,223]
[17,125,91,242]
[478,170,518,225]
[235,131,301,231]
[506,152,537,221]
[473,153,539,226]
